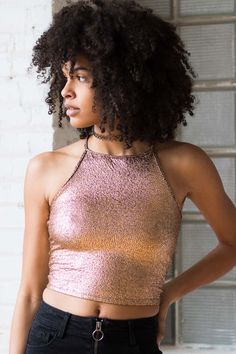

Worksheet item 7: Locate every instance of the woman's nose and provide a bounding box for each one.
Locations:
[61,80,76,98]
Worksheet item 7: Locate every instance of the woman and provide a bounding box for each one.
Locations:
[9,0,236,353]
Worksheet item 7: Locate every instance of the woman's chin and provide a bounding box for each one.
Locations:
[69,118,92,129]
[68,116,82,127]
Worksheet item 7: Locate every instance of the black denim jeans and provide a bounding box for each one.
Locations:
[24,299,163,354]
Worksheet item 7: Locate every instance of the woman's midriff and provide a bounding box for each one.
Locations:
[42,288,159,320]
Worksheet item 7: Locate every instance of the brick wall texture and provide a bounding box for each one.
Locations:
[0,1,53,353]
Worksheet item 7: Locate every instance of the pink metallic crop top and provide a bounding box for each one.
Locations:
[46,134,182,307]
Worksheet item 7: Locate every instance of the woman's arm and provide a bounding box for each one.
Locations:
[157,143,236,345]
[9,153,52,354]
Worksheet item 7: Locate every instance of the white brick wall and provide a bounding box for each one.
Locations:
[0,1,53,353]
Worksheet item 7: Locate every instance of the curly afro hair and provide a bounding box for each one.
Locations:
[29,0,197,148]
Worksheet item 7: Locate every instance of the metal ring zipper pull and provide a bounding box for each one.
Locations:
[92,319,104,341]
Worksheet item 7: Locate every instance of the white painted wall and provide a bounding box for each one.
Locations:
[0,1,53,353]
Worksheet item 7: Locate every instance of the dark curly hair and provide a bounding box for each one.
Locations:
[28,0,198,148]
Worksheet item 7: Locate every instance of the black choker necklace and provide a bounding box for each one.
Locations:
[91,127,133,148]
[92,130,123,141]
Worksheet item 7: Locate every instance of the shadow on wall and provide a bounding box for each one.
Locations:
[51,0,81,150]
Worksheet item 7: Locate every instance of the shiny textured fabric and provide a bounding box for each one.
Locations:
[46,134,182,308]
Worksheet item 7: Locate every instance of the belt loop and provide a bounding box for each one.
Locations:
[57,313,71,339]
[128,320,137,345]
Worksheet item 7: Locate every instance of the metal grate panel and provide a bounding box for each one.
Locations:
[180,288,236,345]
[180,91,235,147]
[135,0,171,18]
[180,0,235,16]
[180,23,235,80]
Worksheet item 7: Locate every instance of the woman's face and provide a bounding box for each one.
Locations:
[61,54,101,129]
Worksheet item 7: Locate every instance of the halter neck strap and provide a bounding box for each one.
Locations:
[84,134,154,157]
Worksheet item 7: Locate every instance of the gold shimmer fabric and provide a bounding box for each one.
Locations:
[46,135,182,308]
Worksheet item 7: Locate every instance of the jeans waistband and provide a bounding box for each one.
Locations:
[40,299,158,326]
[38,299,158,345]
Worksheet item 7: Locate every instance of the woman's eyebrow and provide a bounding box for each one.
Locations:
[73,66,91,72]
[61,66,91,75]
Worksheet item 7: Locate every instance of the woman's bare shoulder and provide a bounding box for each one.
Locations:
[155,139,209,167]
[26,139,86,204]
[29,138,85,168]
[154,139,213,199]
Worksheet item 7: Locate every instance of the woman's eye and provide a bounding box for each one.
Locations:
[76,76,87,82]
[62,75,87,82]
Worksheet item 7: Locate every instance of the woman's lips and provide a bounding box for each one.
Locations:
[66,108,80,116]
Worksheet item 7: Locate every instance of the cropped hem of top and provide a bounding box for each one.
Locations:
[46,134,183,306]
[46,285,162,307]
